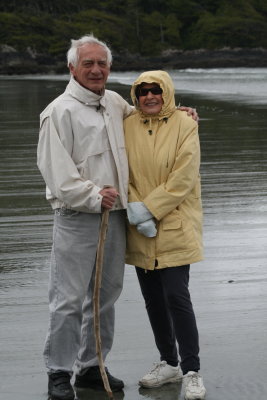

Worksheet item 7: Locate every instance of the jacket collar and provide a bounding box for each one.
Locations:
[65,76,106,109]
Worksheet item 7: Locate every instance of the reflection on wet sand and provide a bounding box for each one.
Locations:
[75,380,182,400]
[75,387,125,400]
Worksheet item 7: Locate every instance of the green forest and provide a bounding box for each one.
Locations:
[1,0,267,59]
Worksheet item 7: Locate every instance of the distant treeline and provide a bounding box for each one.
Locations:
[1,0,267,58]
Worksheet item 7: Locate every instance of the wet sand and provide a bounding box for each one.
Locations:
[0,78,267,399]
[1,244,267,400]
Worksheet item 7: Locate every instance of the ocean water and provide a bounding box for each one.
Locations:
[109,67,267,105]
[2,67,267,105]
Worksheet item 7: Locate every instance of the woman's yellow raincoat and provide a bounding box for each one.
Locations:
[124,70,203,270]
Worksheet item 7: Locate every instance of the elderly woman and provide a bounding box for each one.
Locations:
[124,70,206,400]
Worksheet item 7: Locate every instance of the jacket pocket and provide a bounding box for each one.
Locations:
[79,146,110,183]
[162,210,182,230]
[160,210,186,252]
[160,209,199,253]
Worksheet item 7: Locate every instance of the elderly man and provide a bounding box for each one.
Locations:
[37,34,197,400]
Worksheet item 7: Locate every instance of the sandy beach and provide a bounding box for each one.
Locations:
[1,243,266,400]
[0,76,267,400]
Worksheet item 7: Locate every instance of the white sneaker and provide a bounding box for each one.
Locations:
[183,371,206,400]
[139,361,183,388]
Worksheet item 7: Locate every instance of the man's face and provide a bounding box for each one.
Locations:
[69,43,110,94]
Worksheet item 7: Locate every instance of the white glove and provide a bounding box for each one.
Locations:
[127,202,153,225]
[137,219,157,237]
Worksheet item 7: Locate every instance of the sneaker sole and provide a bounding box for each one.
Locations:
[139,375,183,388]
[184,390,206,400]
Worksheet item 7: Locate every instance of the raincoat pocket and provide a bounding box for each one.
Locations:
[162,210,182,230]
[160,210,186,253]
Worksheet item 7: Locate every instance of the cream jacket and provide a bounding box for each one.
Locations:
[37,77,133,213]
[124,70,203,269]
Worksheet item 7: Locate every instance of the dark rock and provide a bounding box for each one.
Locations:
[112,47,267,70]
[1,45,267,74]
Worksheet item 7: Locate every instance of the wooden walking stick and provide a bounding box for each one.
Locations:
[93,208,114,399]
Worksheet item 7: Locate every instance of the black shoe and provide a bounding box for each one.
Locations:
[75,366,124,392]
[48,372,74,400]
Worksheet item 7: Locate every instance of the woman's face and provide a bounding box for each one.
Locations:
[138,83,163,115]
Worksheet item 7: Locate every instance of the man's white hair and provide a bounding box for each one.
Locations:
[67,34,112,67]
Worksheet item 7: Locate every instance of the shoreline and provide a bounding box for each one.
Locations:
[1,47,267,75]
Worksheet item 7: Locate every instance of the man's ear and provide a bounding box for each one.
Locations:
[69,63,75,75]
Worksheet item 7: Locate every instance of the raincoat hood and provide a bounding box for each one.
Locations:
[130,70,176,119]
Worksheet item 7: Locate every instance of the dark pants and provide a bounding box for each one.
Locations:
[136,265,200,375]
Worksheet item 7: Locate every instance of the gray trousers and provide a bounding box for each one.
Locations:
[43,209,126,374]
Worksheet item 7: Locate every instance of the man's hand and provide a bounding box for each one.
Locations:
[99,187,119,209]
[178,106,199,123]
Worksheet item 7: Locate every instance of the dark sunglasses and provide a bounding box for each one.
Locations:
[137,87,163,97]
